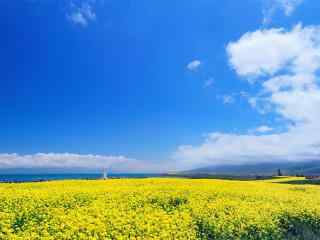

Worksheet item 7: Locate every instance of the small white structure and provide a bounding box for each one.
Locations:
[102,167,108,180]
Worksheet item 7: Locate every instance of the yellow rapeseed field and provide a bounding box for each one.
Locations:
[0,177,319,239]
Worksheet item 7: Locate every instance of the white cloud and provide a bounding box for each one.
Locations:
[67,2,96,27]
[262,0,303,24]
[174,127,320,170]
[0,153,129,169]
[227,24,320,120]
[222,95,235,104]
[226,25,320,77]
[187,60,201,71]
[173,25,320,170]
[281,0,303,16]
[0,153,172,173]
[216,94,237,104]
[254,125,273,133]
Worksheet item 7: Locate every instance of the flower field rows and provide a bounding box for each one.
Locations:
[0,177,319,239]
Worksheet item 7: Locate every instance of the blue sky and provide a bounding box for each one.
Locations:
[1,0,320,172]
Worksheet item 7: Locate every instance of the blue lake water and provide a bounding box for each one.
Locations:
[0,173,163,183]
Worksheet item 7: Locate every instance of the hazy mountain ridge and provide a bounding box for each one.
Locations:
[183,160,320,176]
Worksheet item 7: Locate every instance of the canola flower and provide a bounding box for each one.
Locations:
[0,177,319,239]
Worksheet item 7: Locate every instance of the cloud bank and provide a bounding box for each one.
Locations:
[0,153,131,169]
[0,153,172,173]
[173,24,320,170]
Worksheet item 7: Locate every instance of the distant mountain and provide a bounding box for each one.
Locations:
[182,160,320,177]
